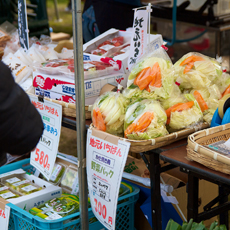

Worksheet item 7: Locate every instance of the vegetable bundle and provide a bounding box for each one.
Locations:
[92,50,230,140]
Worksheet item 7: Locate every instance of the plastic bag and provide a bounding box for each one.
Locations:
[124,99,168,140]
[127,47,173,100]
[92,88,126,136]
[174,52,222,90]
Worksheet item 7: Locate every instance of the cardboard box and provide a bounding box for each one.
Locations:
[0,169,62,211]
[124,155,218,229]
[33,71,128,105]
[83,28,164,73]
[35,87,98,105]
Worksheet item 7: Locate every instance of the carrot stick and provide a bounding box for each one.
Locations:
[154,71,162,88]
[171,101,194,113]
[93,108,106,131]
[222,85,230,98]
[134,112,154,133]
[124,123,136,138]
[180,55,204,66]
[165,103,184,117]
[136,67,152,90]
[148,62,161,88]
[193,90,208,112]
[166,117,170,125]
[183,62,194,74]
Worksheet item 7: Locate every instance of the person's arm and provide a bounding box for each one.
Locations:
[0,61,44,155]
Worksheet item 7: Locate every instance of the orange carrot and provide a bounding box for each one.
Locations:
[222,85,230,98]
[135,67,153,90]
[124,123,137,138]
[183,62,194,74]
[180,56,194,66]
[148,62,161,88]
[171,101,194,113]
[134,112,154,133]
[93,108,106,131]
[193,90,208,112]
[180,55,204,66]
[154,71,162,87]
[165,103,184,117]
[166,117,170,125]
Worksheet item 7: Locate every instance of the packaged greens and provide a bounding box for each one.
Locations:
[0,185,20,200]
[166,94,203,130]
[127,47,173,100]
[124,99,168,140]
[61,166,78,192]
[29,194,80,220]
[49,163,66,185]
[4,177,22,187]
[174,52,222,90]
[92,89,126,136]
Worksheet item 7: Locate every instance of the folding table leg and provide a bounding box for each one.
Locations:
[219,186,229,230]
[187,172,199,222]
[149,152,162,230]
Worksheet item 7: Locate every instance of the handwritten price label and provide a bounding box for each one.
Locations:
[94,198,107,220]
[29,95,62,180]
[0,200,10,230]
[0,209,6,219]
[34,148,50,170]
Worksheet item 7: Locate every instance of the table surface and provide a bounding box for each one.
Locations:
[159,139,230,186]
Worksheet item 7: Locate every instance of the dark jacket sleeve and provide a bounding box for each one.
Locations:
[0,61,44,155]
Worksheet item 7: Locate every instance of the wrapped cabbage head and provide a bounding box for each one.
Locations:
[174,52,222,89]
[92,91,126,136]
[124,99,168,140]
[166,94,203,130]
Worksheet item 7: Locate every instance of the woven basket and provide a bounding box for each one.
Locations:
[90,123,209,153]
[27,92,91,119]
[187,123,230,174]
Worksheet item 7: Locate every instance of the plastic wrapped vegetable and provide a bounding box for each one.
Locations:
[124,99,168,140]
[49,163,66,185]
[61,166,78,191]
[92,90,126,136]
[4,177,22,187]
[167,94,203,130]
[127,47,173,99]
[29,194,80,220]
[0,185,20,200]
[174,52,222,89]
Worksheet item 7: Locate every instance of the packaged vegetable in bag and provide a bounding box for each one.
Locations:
[167,94,203,130]
[0,185,20,200]
[174,52,222,89]
[61,166,78,192]
[92,88,126,136]
[127,47,174,99]
[124,99,168,140]
[49,163,66,185]
[29,194,80,220]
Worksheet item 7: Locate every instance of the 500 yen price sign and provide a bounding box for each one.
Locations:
[29,95,62,180]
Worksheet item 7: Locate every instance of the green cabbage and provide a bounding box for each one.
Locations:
[203,109,216,124]
[92,92,126,136]
[125,99,168,140]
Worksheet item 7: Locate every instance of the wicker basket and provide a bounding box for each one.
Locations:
[90,122,209,153]
[187,123,230,175]
[27,92,91,119]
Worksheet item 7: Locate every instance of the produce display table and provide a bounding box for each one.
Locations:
[141,139,230,230]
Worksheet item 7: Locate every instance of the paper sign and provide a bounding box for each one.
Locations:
[29,95,62,180]
[128,8,148,70]
[86,129,130,230]
[0,199,10,230]
[18,0,29,50]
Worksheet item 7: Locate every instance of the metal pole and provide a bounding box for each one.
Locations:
[71,0,89,229]
[53,0,60,21]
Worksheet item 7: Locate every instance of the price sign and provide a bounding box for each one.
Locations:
[29,95,62,180]
[0,199,10,230]
[86,129,130,230]
[18,0,29,50]
[128,8,148,70]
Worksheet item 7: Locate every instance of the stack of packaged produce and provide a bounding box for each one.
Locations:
[92,47,230,140]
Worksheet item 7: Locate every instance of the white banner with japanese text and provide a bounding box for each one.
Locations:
[86,129,130,230]
[128,9,148,70]
[29,95,62,180]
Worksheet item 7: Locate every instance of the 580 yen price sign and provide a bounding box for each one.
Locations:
[29,95,62,180]
[34,148,50,171]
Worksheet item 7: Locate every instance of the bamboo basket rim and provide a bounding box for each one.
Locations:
[90,122,209,151]
[187,123,230,166]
